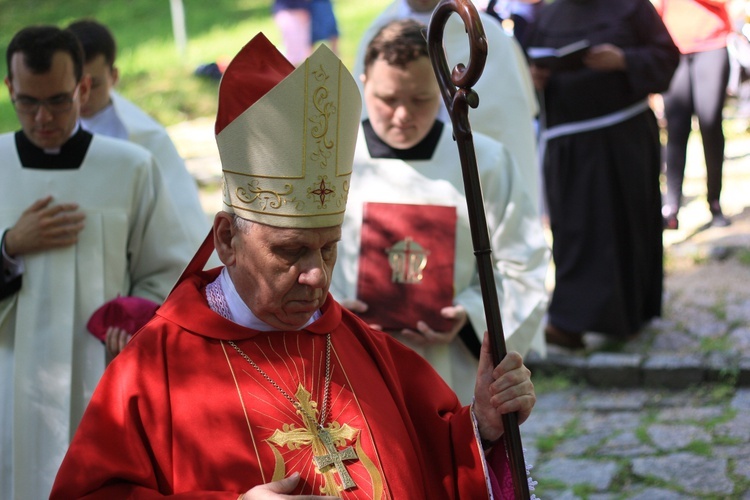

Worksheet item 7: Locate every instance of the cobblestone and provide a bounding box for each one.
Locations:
[632,453,734,495]
[520,123,750,497]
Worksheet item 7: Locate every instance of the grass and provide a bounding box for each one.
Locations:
[531,373,576,394]
[532,405,580,452]
[0,0,391,133]
[738,248,750,266]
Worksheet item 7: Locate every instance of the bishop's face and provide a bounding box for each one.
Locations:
[216,213,340,330]
[362,56,442,150]
[6,50,90,150]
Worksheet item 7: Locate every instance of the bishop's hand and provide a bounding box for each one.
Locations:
[239,471,341,499]
[472,333,535,445]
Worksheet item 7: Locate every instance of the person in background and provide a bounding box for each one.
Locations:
[0,25,193,499]
[273,0,312,66]
[311,0,339,54]
[67,19,211,251]
[331,19,549,404]
[196,0,338,80]
[353,0,544,216]
[480,0,543,42]
[654,0,733,229]
[525,0,679,348]
[51,33,537,499]
[67,20,218,358]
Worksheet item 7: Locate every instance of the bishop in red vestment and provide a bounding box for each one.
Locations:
[51,33,536,499]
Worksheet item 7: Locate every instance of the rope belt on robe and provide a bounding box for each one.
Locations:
[538,98,650,166]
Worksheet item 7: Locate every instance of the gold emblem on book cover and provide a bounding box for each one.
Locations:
[386,237,429,284]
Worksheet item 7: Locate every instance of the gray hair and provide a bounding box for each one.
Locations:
[232,214,254,234]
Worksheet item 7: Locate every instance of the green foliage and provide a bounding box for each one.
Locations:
[690,250,709,265]
[700,335,731,353]
[683,440,712,456]
[634,424,653,447]
[532,373,576,394]
[731,460,750,495]
[571,483,598,498]
[0,0,390,132]
[737,248,750,267]
[533,414,580,453]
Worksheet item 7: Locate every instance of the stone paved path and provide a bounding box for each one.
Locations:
[524,113,750,498]
[524,385,750,498]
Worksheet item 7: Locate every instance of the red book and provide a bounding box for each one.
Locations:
[356,202,457,332]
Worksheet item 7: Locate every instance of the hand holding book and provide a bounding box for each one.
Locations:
[582,43,627,71]
[399,305,468,347]
[526,39,591,71]
[356,202,457,332]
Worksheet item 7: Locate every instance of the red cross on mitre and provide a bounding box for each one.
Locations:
[310,177,335,206]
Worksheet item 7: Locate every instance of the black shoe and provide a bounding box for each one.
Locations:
[711,212,731,227]
[545,324,585,349]
[709,201,731,227]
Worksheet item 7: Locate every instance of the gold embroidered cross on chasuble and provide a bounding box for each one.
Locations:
[267,384,359,493]
[221,332,385,498]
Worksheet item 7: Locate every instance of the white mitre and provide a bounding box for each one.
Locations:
[215,33,362,228]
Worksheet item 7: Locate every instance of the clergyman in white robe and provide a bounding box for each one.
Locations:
[0,131,194,499]
[353,0,541,208]
[329,122,549,404]
[81,90,213,256]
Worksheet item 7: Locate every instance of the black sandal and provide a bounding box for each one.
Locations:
[545,324,585,349]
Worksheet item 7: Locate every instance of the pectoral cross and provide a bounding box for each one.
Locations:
[268,385,360,495]
[314,427,358,489]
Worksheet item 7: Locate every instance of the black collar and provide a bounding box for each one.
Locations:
[15,127,93,169]
[363,119,444,160]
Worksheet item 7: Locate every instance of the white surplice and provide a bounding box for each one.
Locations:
[353,0,541,208]
[0,132,194,499]
[82,91,212,256]
[330,124,549,403]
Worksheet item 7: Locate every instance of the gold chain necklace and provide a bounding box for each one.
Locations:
[227,334,359,491]
[227,334,332,428]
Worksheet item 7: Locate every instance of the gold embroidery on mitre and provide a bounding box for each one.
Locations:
[266,384,362,496]
[387,237,430,284]
[309,64,335,170]
[218,43,359,227]
[235,179,297,212]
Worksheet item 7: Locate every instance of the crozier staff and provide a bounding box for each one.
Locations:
[427,0,532,497]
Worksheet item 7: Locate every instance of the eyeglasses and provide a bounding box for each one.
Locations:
[11,85,79,115]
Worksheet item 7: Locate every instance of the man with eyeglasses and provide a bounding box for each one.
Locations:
[0,25,194,499]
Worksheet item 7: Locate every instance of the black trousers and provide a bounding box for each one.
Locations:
[662,47,729,213]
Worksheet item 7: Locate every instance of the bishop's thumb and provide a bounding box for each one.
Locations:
[267,472,301,493]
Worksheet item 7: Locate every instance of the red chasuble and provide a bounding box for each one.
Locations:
[51,269,510,499]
